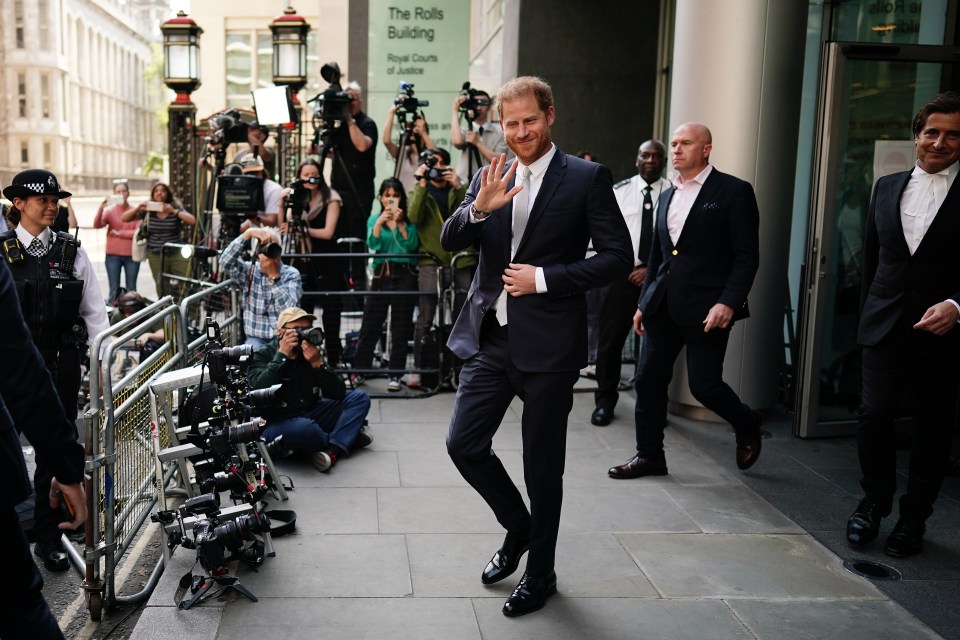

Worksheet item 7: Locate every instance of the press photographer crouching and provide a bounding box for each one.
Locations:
[247,307,372,472]
[219,228,302,348]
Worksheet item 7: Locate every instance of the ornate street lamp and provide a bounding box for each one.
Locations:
[270,6,311,184]
[160,10,203,221]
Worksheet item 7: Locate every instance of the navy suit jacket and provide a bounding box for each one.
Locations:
[0,261,83,508]
[638,168,760,326]
[441,150,633,371]
[857,167,960,347]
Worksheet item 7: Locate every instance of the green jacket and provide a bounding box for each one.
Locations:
[407,183,477,268]
[247,336,345,421]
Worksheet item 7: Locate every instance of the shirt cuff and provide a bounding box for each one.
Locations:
[535,267,547,293]
[946,298,960,321]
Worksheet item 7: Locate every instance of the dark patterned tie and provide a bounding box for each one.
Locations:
[638,186,654,265]
[26,238,45,258]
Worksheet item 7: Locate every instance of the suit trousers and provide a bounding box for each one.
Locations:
[446,315,579,578]
[0,503,64,640]
[858,323,960,520]
[594,277,642,410]
[634,311,752,459]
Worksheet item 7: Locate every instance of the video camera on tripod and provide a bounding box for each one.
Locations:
[458,81,491,125]
[308,61,353,134]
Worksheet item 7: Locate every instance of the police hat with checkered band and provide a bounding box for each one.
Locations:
[3,169,72,201]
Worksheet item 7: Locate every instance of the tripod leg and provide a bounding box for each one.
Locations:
[226,581,259,603]
[178,578,215,610]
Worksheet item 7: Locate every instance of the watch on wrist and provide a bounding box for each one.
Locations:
[271,276,281,284]
[471,203,493,220]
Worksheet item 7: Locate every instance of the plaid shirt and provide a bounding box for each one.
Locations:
[220,235,302,340]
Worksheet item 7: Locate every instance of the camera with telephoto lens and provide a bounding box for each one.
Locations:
[395,81,429,116]
[206,109,250,149]
[309,62,352,129]
[293,326,324,347]
[256,242,282,260]
[458,82,491,124]
[418,151,448,182]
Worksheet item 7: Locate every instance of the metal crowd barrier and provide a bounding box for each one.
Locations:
[76,281,243,621]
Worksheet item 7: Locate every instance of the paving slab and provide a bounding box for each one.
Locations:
[377,487,512,533]
[274,450,401,488]
[661,484,805,534]
[282,487,379,534]
[560,484,700,534]
[130,606,223,640]
[619,533,882,598]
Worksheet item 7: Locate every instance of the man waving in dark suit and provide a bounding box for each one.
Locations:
[608,122,762,480]
[846,92,960,558]
[441,76,632,617]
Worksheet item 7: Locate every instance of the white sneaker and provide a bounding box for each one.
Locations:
[387,378,402,392]
[404,373,421,388]
[309,450,334,472]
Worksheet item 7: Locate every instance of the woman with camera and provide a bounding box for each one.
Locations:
[279,158,347,365]
[93,180,140,302]
[352,178,420,391]
[122,182,196,299]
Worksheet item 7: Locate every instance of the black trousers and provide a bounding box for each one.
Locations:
[0,503,64,639]
[634,311,753,459]
[594,277,642,410]
[354,263,418,372]
[858,322,960,520]
[26,347,80,544]
[446,316,579,578]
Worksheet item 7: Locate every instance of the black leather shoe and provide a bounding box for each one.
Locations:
[846,497,891,546]
[34,540,69,572]
[590,407,614,426]
[885,517,926,558]
[735,410,763,470]
[608,454,668,479]
[482,535,530,585]
[502,571,557,617]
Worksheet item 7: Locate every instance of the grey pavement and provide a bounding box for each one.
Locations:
[128,386,949,640]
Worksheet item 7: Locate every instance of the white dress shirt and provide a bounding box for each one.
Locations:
[614,175,668,266]
[900,161,959,255]
[666,164,713,245]
[14,225,110,347]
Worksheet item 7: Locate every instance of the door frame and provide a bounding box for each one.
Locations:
[794,42,959,438]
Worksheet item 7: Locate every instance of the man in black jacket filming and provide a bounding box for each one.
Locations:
[247,307,371,472]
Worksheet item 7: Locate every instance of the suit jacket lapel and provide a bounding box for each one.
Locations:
[675,169,722,247]
[657,186,676,257]
[515,152,566,258]
[912,167,960,255]
[887,171,912,255]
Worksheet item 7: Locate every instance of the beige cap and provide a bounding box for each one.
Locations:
[241,155,266,174]
[276,307,317,329]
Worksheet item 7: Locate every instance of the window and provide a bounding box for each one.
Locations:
[15,1,25,49]
[18,73,27,118]
[41,75,51,118]
[225,32,253,109]
[20,142,29,167]
[43,141,52,165]
[39,0,50,50]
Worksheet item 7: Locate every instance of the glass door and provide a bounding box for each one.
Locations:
[794,42,958,438]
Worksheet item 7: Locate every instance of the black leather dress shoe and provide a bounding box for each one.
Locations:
[885,517,926,558]
[34,540,70,572]
[502,571,557,617]
[591,407,614,426]
[735,410,763,470]
[846,497,891,546]
[482,535,530,585]
[608,454,668,479]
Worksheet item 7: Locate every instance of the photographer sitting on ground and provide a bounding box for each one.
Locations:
[406,147,475,388]
[247,307,372,472]
[220,228,302,348]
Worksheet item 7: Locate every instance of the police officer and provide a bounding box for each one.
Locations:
[1,169,109,571]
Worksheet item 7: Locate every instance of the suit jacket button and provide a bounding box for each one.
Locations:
[481,306,486,313]
[671,249,678,256]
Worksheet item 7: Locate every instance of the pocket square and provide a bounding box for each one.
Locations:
[702,202,720,210]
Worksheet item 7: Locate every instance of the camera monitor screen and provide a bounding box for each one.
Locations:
[216,175,265,214]
[252,86,296,126]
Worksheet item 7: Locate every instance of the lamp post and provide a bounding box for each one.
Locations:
[161,10,203,215]
[270,6,311,186]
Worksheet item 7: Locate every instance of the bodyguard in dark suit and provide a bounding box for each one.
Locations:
[442,76,632,617]
[608,123,762,480]
[0,261,87,640]
[846,92,960,558]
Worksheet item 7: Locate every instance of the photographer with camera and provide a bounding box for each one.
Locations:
[236,155,283,228]
[220,227,302,349]
[232,121,276,179]
[406,147,474,387]
[451,86,508,184]
[247,307,372,472]
[382,105,435,193]
[330,82,377,239]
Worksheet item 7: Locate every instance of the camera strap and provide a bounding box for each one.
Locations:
[266,509,296,537]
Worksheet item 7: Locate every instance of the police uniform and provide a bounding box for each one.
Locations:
[1,169,108,571]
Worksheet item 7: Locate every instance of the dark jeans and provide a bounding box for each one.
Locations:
[261,390,370,456]
[104,254,140,300]
[634,312,753,459]
[354,263,418,373]
[0,504,64,640]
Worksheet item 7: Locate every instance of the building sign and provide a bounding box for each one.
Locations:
[367,1,470,195]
